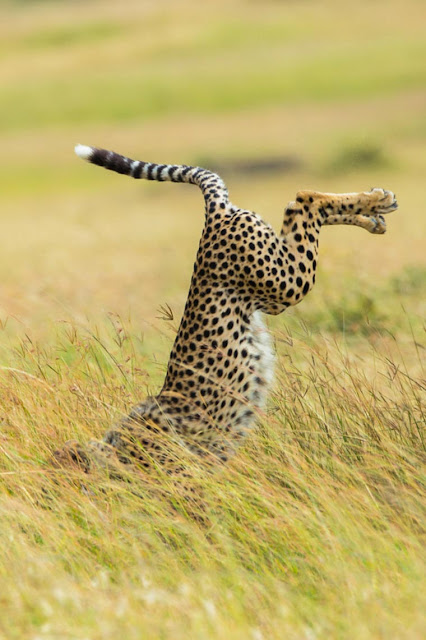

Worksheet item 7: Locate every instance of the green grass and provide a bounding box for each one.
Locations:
[1,0,425,637]
[2,36,426,133]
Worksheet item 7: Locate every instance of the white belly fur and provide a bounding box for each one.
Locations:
[248,311,276,409]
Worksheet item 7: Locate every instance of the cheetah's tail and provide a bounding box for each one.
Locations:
[74,144,228,206]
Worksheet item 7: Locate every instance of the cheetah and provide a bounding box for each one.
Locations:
[53,144,398,474]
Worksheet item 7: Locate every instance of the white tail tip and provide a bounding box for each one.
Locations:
[75,144,94,161]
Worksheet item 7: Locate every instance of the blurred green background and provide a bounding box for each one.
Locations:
[1,0,425,362]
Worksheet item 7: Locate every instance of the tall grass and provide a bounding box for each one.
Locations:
[0,322,424,639]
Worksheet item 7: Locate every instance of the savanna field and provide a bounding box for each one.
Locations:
[1,0,425,638]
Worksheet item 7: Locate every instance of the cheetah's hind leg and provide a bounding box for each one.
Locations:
[306,187,398,234]
[353,188,398,234]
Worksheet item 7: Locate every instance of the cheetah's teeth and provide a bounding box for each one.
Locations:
[75,144,94,161]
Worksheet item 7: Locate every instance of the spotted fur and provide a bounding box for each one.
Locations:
[53,146,398,473]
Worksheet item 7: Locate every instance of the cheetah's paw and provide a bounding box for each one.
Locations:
[368,188,398,214]
[50,439,91,472]
[368,214,387,234]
